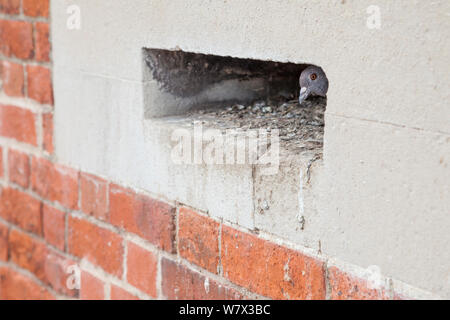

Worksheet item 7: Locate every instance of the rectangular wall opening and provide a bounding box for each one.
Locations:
[143,48,326,160]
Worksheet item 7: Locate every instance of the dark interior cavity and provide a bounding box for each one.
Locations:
[143,48,309,117]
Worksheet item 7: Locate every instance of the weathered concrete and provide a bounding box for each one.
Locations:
[52,0,450,297]
[53,0,450,132]
[319,113,450,297]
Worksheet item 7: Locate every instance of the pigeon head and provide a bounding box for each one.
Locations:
[298,66,328,104]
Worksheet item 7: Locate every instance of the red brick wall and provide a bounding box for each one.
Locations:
[0,0,402,300]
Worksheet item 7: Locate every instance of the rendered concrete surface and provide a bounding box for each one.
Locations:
[53,0,450,133]
[52,0,450,297]
[320,113,450,297]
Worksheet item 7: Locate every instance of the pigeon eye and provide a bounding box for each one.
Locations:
[310,73,317,81]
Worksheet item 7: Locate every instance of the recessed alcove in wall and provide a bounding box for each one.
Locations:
[143,48,327,161]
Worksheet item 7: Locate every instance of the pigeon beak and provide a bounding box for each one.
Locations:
[299,87,310,104]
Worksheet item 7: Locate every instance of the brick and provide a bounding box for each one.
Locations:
[110,285,139,300]
[27,65,53,105]
[161,258,243,300]
[126,242,157,297]
[8,149,30,188]
[0,146,2,177]
[109,185,176,252]
[0,267,54,300]
[178,207,220,273]
[0,187,42,235]
[0,20,34,59]
[31,157,79,210]
[0,105,37,145]
[80,173,108,221]
[0,0,20,14]
[1,60,24,97]
[328,267,389,300]
[109,185,135,228]
[43,204,65,251]
[42,112,53,153]
[8,228,47,281]
[34,22,50,62]
[80,271,104,300]
[0,222,8,261]
[44,250,79,297]
[23,0,49,17]
[221,226,326,300]
[68,216,123,277]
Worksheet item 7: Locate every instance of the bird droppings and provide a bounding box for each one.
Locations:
[146,49,326,166]
[182,96,326,162]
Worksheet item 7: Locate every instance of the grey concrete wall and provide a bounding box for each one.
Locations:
[52,0,450,298]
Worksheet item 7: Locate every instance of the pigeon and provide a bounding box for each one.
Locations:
[298,66,329,104]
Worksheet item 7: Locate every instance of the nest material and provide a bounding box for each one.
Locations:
[185,97,326,158]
